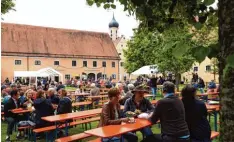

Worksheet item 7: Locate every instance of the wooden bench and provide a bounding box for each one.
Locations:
[55,133,92,142]
[211,131,219,140]
[33,117,100,134]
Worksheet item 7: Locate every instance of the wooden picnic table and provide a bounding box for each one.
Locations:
[11,108,33,114]
[87,95,108,99]
[72,101,92,107]
[85,118,151,139]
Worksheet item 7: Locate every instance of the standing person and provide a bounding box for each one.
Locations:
[150,75,158,100]
[197,77,205,94]
[90,83,100,107]
[145,81,190,142]
[124,85,154,137]
[4,89,21,141]
[182,85,211,142]
[98,88,138,142]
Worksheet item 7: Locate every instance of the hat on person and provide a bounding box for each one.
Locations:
[132,85,150,93]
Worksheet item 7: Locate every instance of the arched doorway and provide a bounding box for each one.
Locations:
[82,72,87,80]
[87,73,95,81]
[97,72,102,80]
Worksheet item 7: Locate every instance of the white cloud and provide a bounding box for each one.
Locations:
[2,0,138,37]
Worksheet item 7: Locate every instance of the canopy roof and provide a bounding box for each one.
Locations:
[131,65,158,75]
[14,67,62,77]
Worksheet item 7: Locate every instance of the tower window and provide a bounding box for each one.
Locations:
[111,30,112,33]
[194,67,198,72]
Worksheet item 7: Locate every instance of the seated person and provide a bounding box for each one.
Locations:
[90,83,100,106]
[4,89,21,141]
[57,89,72,114]
[119,84,134,105]
[124,85,154,137]
[99,88,138,142]
[146,81,190,142]
[182,85,211,142]
[34,90,54,129]
[47,88,60,105]
[22,89,34,109]
[19,91,26,106]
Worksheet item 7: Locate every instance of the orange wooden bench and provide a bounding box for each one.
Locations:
[211,131,219,140]
[33,117,100,134]
[55,133,92,142]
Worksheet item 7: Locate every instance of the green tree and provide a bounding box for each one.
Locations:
[210,58,219,82]
[1,0,15,15]
[87,0,234,140]
[124,26,195,91]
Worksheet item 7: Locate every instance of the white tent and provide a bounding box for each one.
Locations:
[14,67,63,83]
[131,65,158,75]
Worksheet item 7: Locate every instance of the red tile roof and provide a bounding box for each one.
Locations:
[1,23,120,60]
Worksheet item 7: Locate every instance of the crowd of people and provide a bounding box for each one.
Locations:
[1,73,219,142]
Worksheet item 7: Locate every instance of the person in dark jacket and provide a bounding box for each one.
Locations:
[47,88,60,105]
[150,75,158,100]
[4,89,21,141]
[182,85,211,142]
[198,77,205,94]
[56,82,65,92]
[34,90,54,129]
[145,81,190,142]
[57,89,72,114]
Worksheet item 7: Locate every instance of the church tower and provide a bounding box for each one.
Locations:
[108,13,119,41]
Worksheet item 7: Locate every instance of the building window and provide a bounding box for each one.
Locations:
[93,61,97,67]
[15,60,21,65]
[118,53,121,55]
[116,31,117,34]
[112,74,116,79]
[194,67,198,72]
[206,65,211,72]
[112,62,115,68]
[120,62,124,67]
[35,60,41,65]
[72,60,77,67]
[54,61,59,66]
[111,30,112,33]
[102,61,106,67]
[102,74,107,79]
[111,34,112,37]
[65,74,71,80]
[121,44,123,47]
[83,61,87,67]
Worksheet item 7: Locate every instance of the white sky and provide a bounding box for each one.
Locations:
[1,0,138,37]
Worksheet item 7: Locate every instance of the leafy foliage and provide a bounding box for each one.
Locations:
[1,0,15,15]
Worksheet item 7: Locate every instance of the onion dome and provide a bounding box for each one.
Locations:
[109,14,119,28]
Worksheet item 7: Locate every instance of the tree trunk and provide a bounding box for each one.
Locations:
[218,0,234,141]
[175,73,181,92]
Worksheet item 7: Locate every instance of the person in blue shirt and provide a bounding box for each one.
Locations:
[182,85,211,142]
[46,88,60,105]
